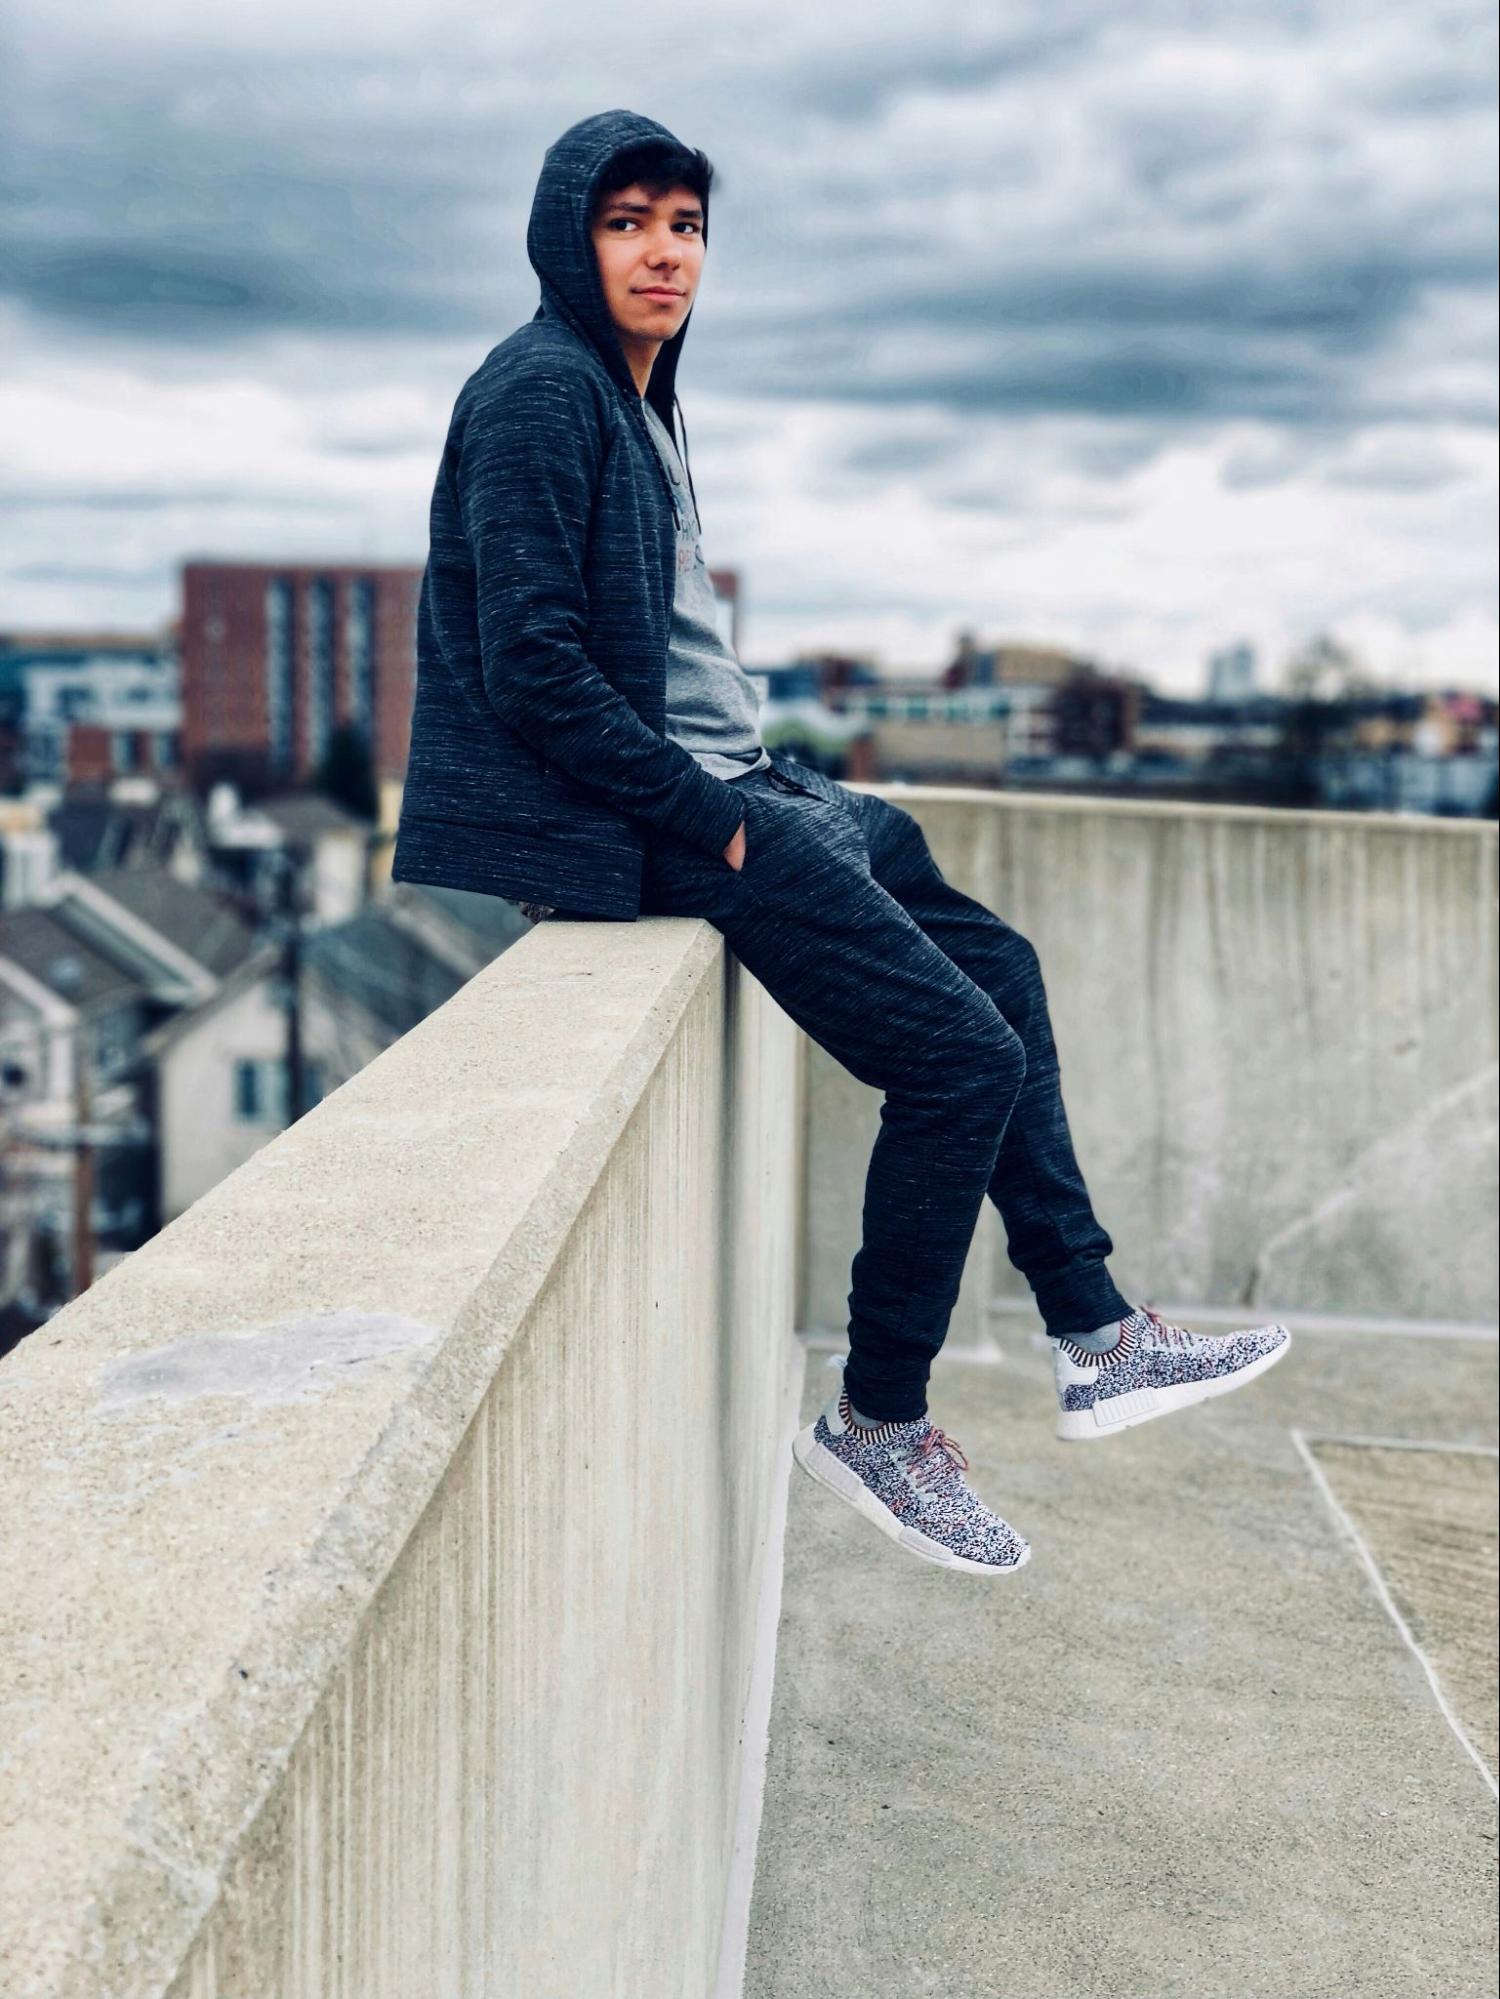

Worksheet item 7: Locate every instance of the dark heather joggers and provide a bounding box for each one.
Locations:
[551,746,1132,1423]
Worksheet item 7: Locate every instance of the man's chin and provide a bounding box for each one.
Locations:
[619,312,688,343]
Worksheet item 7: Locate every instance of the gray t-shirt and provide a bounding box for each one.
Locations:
[640,400,771,784]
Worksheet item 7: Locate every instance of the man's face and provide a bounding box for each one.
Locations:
[589,181,705,349]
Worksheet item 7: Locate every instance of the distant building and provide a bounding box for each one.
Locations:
[1052,670,1140,760]
[830,677,1055,784]
[1206,643,1258,703]
[1133,690,1283,762]
[0,866,261,1298]
[0,631,180,793]
[202,786,372,927]
[948,633,1089,690]
[818,639,1142,785]
[706,567,741,655]
[4,786,210,911]
[139,886,525,1221]
[178,560,422,795]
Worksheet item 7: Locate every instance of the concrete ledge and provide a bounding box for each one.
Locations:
[0,916,802,1998]
[804,789,1498,1334]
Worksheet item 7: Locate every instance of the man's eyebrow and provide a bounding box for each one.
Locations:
[601,197,704,218]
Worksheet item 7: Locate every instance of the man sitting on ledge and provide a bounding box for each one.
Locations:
[391,108,1291,1578]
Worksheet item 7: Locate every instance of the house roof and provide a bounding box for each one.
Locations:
[382,880,529,958]
[47,792,202,873]
[302,906,465,1037]
[141,905,463,1061]
[84,868,258,979]
[0,905,150,1008]
[256,793,369,840]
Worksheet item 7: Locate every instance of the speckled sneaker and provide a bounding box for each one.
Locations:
[792,1383,1031,1576]
[1053,1305,1291,1441]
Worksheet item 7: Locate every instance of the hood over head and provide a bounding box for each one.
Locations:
[526,108,708,443]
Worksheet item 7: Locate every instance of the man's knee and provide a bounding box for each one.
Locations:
[984,1015,1028,1098]
[946,1003,1027,1103]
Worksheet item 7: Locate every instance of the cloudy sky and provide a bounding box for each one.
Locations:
[2,0,1496,693]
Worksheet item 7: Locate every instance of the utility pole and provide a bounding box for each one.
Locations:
[0,1078,24,1311]
[270,848,305,1127]
[43,960,95,1303]
[71,1018,94,1295]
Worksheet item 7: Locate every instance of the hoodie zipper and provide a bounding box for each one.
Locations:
[765,767,826,801]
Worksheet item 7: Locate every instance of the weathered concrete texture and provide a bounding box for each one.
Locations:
[0,917,801,1999]
[803,795,1498,1336]
[746,1327,1499,1999]
[1309,1440,1499,1777]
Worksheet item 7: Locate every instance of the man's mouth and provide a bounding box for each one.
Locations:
[635,287,683,299]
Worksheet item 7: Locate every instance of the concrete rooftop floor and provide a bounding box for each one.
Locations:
[745,1323,1498,1999]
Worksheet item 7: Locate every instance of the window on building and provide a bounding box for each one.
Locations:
[265,578,295,774]
[233,1058,262,1121]
[233,1056,326,1124]
[346,578,375,743]
[305,576,335,767]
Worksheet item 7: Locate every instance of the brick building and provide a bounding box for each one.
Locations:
[179,562,422,792]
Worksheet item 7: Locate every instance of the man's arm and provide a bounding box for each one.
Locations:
[454,370,746,859]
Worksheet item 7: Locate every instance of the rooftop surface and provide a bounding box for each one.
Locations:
[746,1320,1498,1998]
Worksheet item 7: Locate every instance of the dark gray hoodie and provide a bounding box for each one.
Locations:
[390,108,747,920]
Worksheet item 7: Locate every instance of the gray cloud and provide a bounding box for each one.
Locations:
[4,4,1493,428]
[0,487,350,512]
[9,560,173,584]
[0,0,1494,685]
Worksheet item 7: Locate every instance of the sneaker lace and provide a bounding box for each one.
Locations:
[904,1423,970,1489]
[1142,1305,1199,1350]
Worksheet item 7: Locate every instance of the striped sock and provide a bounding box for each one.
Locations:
[843,1391,923,1442]
[1070,1315,1129,1353]
[1053,1309,1145,1365]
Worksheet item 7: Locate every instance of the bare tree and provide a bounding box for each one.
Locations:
[1276,631,1376,805]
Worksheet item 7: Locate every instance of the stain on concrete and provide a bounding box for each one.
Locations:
[96,1308,445,1414]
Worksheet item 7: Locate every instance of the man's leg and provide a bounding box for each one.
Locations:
[780,761,1133,1339]
[821,773,1296,1444]
[638,764,1026,1423]
[734,755,1291,1459]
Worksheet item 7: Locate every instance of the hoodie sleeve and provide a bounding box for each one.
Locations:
[453,368,747,859]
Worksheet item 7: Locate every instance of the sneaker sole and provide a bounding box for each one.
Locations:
[791,1427,1031,1577]
[1055,1331,1292,1442]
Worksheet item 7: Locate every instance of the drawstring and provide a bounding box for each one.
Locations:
[674,392,701,529]
[631,393,686,530]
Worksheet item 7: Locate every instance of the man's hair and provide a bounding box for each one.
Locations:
[589,138,715,224]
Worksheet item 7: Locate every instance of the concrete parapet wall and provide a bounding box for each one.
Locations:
[805,792,1498,1336]
[0,917,801,1998]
